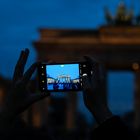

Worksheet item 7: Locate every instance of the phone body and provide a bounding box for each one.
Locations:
[38,62,88,92]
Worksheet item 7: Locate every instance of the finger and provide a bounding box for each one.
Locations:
[13,50,24,82]
[82,75,93,103]
[20,49,29,73]
[13,51,24,81]
[84,55,99,68]
[84,55,102,80]
[84,56,98,77]
[82,75,91,91]
[13,49,29,82]
[22,62,38,84]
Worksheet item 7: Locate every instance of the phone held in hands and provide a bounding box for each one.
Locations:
[38,62,88,92]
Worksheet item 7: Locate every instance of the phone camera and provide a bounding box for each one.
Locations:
[82,73,87,77]
[83,64,86,67]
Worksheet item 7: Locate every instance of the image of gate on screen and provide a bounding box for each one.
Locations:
[46,63,81,91]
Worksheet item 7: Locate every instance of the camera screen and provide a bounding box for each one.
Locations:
[46,64,81,91]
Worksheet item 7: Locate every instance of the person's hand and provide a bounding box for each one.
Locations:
[82,56,113,124]
[1,49,50,122]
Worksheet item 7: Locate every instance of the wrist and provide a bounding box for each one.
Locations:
[90,106,113,124]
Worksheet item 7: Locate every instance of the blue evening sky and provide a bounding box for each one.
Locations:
[0,0,139,120]
[0,0,140,79]
[47,64,79,79]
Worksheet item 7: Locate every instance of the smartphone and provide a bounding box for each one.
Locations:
[38,62,88,92]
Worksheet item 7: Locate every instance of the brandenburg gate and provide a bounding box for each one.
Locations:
[31,4,140,130]
[32,25,140,129]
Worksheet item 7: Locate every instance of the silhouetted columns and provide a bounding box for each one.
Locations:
[134,72,140,129]
[103,70,108,106]
[133,63,140,129]
[97,68,108,105]
[66,92,77,130]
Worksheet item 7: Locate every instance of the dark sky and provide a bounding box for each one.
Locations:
[0,0,139,78]
[0,0,138,118]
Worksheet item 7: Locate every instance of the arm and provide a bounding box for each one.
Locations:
[82,56,113,124]
[82,56,137,140]
[0,48,50,131]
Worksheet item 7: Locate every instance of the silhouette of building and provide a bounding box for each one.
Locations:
[33,20,140,130]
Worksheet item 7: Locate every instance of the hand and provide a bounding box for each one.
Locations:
[1,49,50,121]
[82,56,113,124]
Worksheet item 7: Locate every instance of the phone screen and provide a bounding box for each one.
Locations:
[38,62,87,92]
[46,64,81,91]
